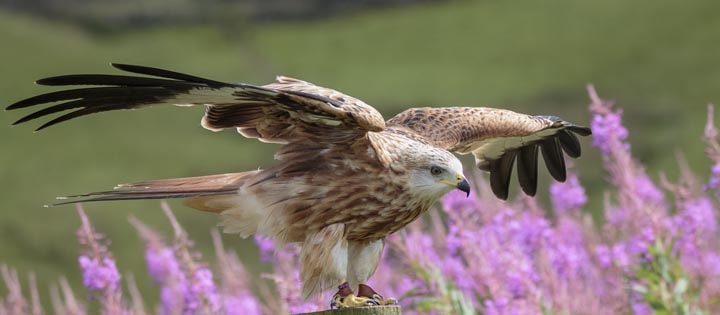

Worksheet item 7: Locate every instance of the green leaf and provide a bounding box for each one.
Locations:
[674,278,688,297]
[632,283,648,294]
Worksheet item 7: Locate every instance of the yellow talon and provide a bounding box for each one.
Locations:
[331,294,376,308]
[374,295,397,305]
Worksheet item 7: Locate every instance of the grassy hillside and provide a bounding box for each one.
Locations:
[1,0,719,304]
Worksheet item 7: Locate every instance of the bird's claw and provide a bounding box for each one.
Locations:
[358,283,397,306]
[369,293,397,305]
[331,293,378,309]
[330,282,397,309]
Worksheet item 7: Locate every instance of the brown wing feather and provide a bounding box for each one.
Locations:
[7,64,385,144]
[52,172,258,207]
[387,107,591,199]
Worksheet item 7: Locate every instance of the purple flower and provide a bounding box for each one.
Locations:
[145,246,185,314]
[399,226,440,264]
[210,229,263,315]
[671,197,718,274]
[511,212,551,257]
[706,252,720,276]
[442,189,480,215]
[633,175,664,204]
[546,220,592,278]
[254,235,276,262]
[160,285,183,315]
[484,298,515,315]
[150,252,187,314]
[505,271,526,298]
[706,163,720,192]
[595,245,612,268]
[678,197,717,236]
[605,206,628,227]
[78,256,120,291]
[224,294,261,315]
[145,247,181,283]
[590,109,629,155]
[627,227,655,256]
[631,297,652,315]
[441,256,473,292]
[130,216,187,314]
[76,206,124,314]
[550,173,587,214]
[76,207,121,293]
[184,268,220,314]
[611,242,630,269]
[445,225,464,255]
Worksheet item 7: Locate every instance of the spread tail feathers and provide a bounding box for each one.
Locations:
[51,171,260,210]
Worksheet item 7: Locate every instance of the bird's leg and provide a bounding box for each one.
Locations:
[331,282,353,307]
[357,283,397,305]
[330,282,380,309]
[340,239,397,307]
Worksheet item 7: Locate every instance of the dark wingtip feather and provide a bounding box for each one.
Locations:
[35,74,94,86]
[111,63,170,75]
[12,99,84,125]
[35,74,191,87]
[8,94,60,110]
[569,125,592,136]
[35,117,66,131]
[7,101,29,111]
[13,114,38,126]
[32,106,106,131]
[557,130,582,158]
[7,90,79,110]
[7,87,165,112]
[489,151,517,200]
[516,145,539,196]
[8,64,242,130]
[540,137,567,182]
[111,63,234,87]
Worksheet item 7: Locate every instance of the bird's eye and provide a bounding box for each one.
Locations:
[430,166,443,176]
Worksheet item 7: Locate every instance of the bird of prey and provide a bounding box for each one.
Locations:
[7,64,591,308]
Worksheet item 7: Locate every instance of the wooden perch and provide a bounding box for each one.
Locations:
[294,305,401,315]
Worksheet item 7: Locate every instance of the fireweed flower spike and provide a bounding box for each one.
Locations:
[212,229,262,315]
[253,235,325,313]
[0,265,30,315]
[48,277,86,315]
[163,202,223,314]
[549,172,587,215]
[129,216,185,314]
[76,205,123,315]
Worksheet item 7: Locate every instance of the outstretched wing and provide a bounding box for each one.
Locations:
[387,107,592,199]
[7,64,385,144]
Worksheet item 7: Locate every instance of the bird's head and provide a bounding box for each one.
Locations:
[407,148,469,200]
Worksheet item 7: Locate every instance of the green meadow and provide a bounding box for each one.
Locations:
[1,0,719,303]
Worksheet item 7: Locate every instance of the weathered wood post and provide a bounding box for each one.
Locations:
[294,305,401,315]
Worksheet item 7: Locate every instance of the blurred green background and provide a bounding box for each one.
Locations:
[1,0,719,306]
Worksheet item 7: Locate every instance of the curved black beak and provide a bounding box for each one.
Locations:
[456,178,470,197]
